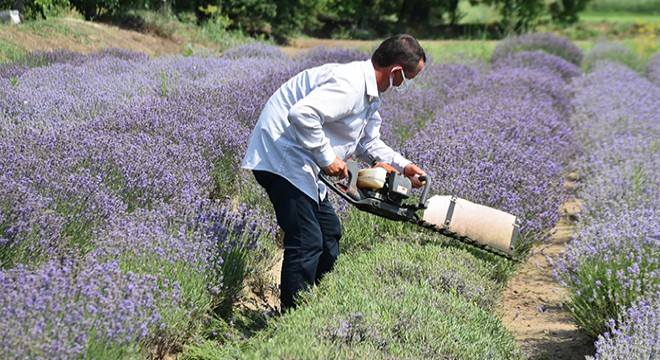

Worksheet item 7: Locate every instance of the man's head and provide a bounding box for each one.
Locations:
[372,34,426,93]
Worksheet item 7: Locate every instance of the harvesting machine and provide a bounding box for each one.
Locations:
[320,160,520,260]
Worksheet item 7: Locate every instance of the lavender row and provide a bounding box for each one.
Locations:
[0,48,289,357]
[582,41,645,74]
[554,59,660,353]
[590,294,660,360]
[0,46,385,357]
[490,33,584,66]
[647,52,660,87]
[394,47,582,253]
[0,197,274,358]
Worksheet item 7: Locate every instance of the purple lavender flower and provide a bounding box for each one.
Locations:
[491,50,582,82]
[0,257,171,358]
[1,46,287,356]
[402,61,578,253]
[646,52,660,87]
[491,33,584,66]
[582,41,645,73]
[219,43,290,61]
[590,293,660,359]
[554,60,660,340]
[294,46,371,67]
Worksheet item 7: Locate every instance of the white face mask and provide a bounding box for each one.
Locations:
[383,68,412,96]
[396,68,413,91]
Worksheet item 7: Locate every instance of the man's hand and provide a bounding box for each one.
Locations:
[403,163,426,188]
[323,157,348,179]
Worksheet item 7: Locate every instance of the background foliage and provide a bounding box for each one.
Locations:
[3,0,642,41]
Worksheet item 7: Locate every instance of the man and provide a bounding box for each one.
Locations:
[242,34,427,311]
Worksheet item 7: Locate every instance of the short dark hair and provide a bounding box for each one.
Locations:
[372,34,426,73]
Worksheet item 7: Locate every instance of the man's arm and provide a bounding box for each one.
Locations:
[287,77,357,170]
[355,111,426,187]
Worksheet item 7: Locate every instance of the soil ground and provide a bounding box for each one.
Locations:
[2,18,596,358]
[498,197,595,359]
[0,18,186,59]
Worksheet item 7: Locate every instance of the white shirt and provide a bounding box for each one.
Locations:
[241,59,411,203]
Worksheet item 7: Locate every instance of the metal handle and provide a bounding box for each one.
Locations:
[417,174,432,209]
[319,160,362,202]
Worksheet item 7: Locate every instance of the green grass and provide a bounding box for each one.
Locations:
[421,40,498,62]
[85,337,143,360]
[580,12,660,23]
[337,208,411,254]
[0,11,254,65]
[0,38,26,63]
[586,0,660,14]
[16,18,92,40]
[129,9,256,52]
[183,240,521,359]
[453,0,660,25]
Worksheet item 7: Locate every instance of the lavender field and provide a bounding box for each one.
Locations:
[556,56,660,357]
[0,34,658,358]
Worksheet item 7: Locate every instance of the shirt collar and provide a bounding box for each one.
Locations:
[362,59,379,102]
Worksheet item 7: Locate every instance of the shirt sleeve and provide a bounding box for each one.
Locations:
[287,77,358,168]
[355,110,412,172]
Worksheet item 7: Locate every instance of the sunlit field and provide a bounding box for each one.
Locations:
[1,29,658,358]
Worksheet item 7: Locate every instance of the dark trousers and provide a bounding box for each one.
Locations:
[253,170,341,310]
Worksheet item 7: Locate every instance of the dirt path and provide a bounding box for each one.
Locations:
[498,197,595,359]
[280,38,378,56]
[0,18,191,60]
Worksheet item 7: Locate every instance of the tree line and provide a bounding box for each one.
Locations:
[4,0,592,41]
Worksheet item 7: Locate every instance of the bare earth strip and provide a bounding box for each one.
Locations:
[0,18,199,60]
[498,198,595,359]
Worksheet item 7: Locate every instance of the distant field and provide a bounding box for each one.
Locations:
[458,0,660,24]
[586,0,660,14]
[581,12,660,23]
[420,40,497,61]
[1,0,658,64]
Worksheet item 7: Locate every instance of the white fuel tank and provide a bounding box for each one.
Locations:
[422,195,519,256]
[357,167,388,190]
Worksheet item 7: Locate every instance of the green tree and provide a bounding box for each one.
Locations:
[549,0,593,24]
[398,0,465,36]
[316,0,389,38]
[193,0,275,35]
[316,0,464,38]
[479,0,545,34]
[271,0,322,43]
[1,0,70,20]
[68,0,121,19]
